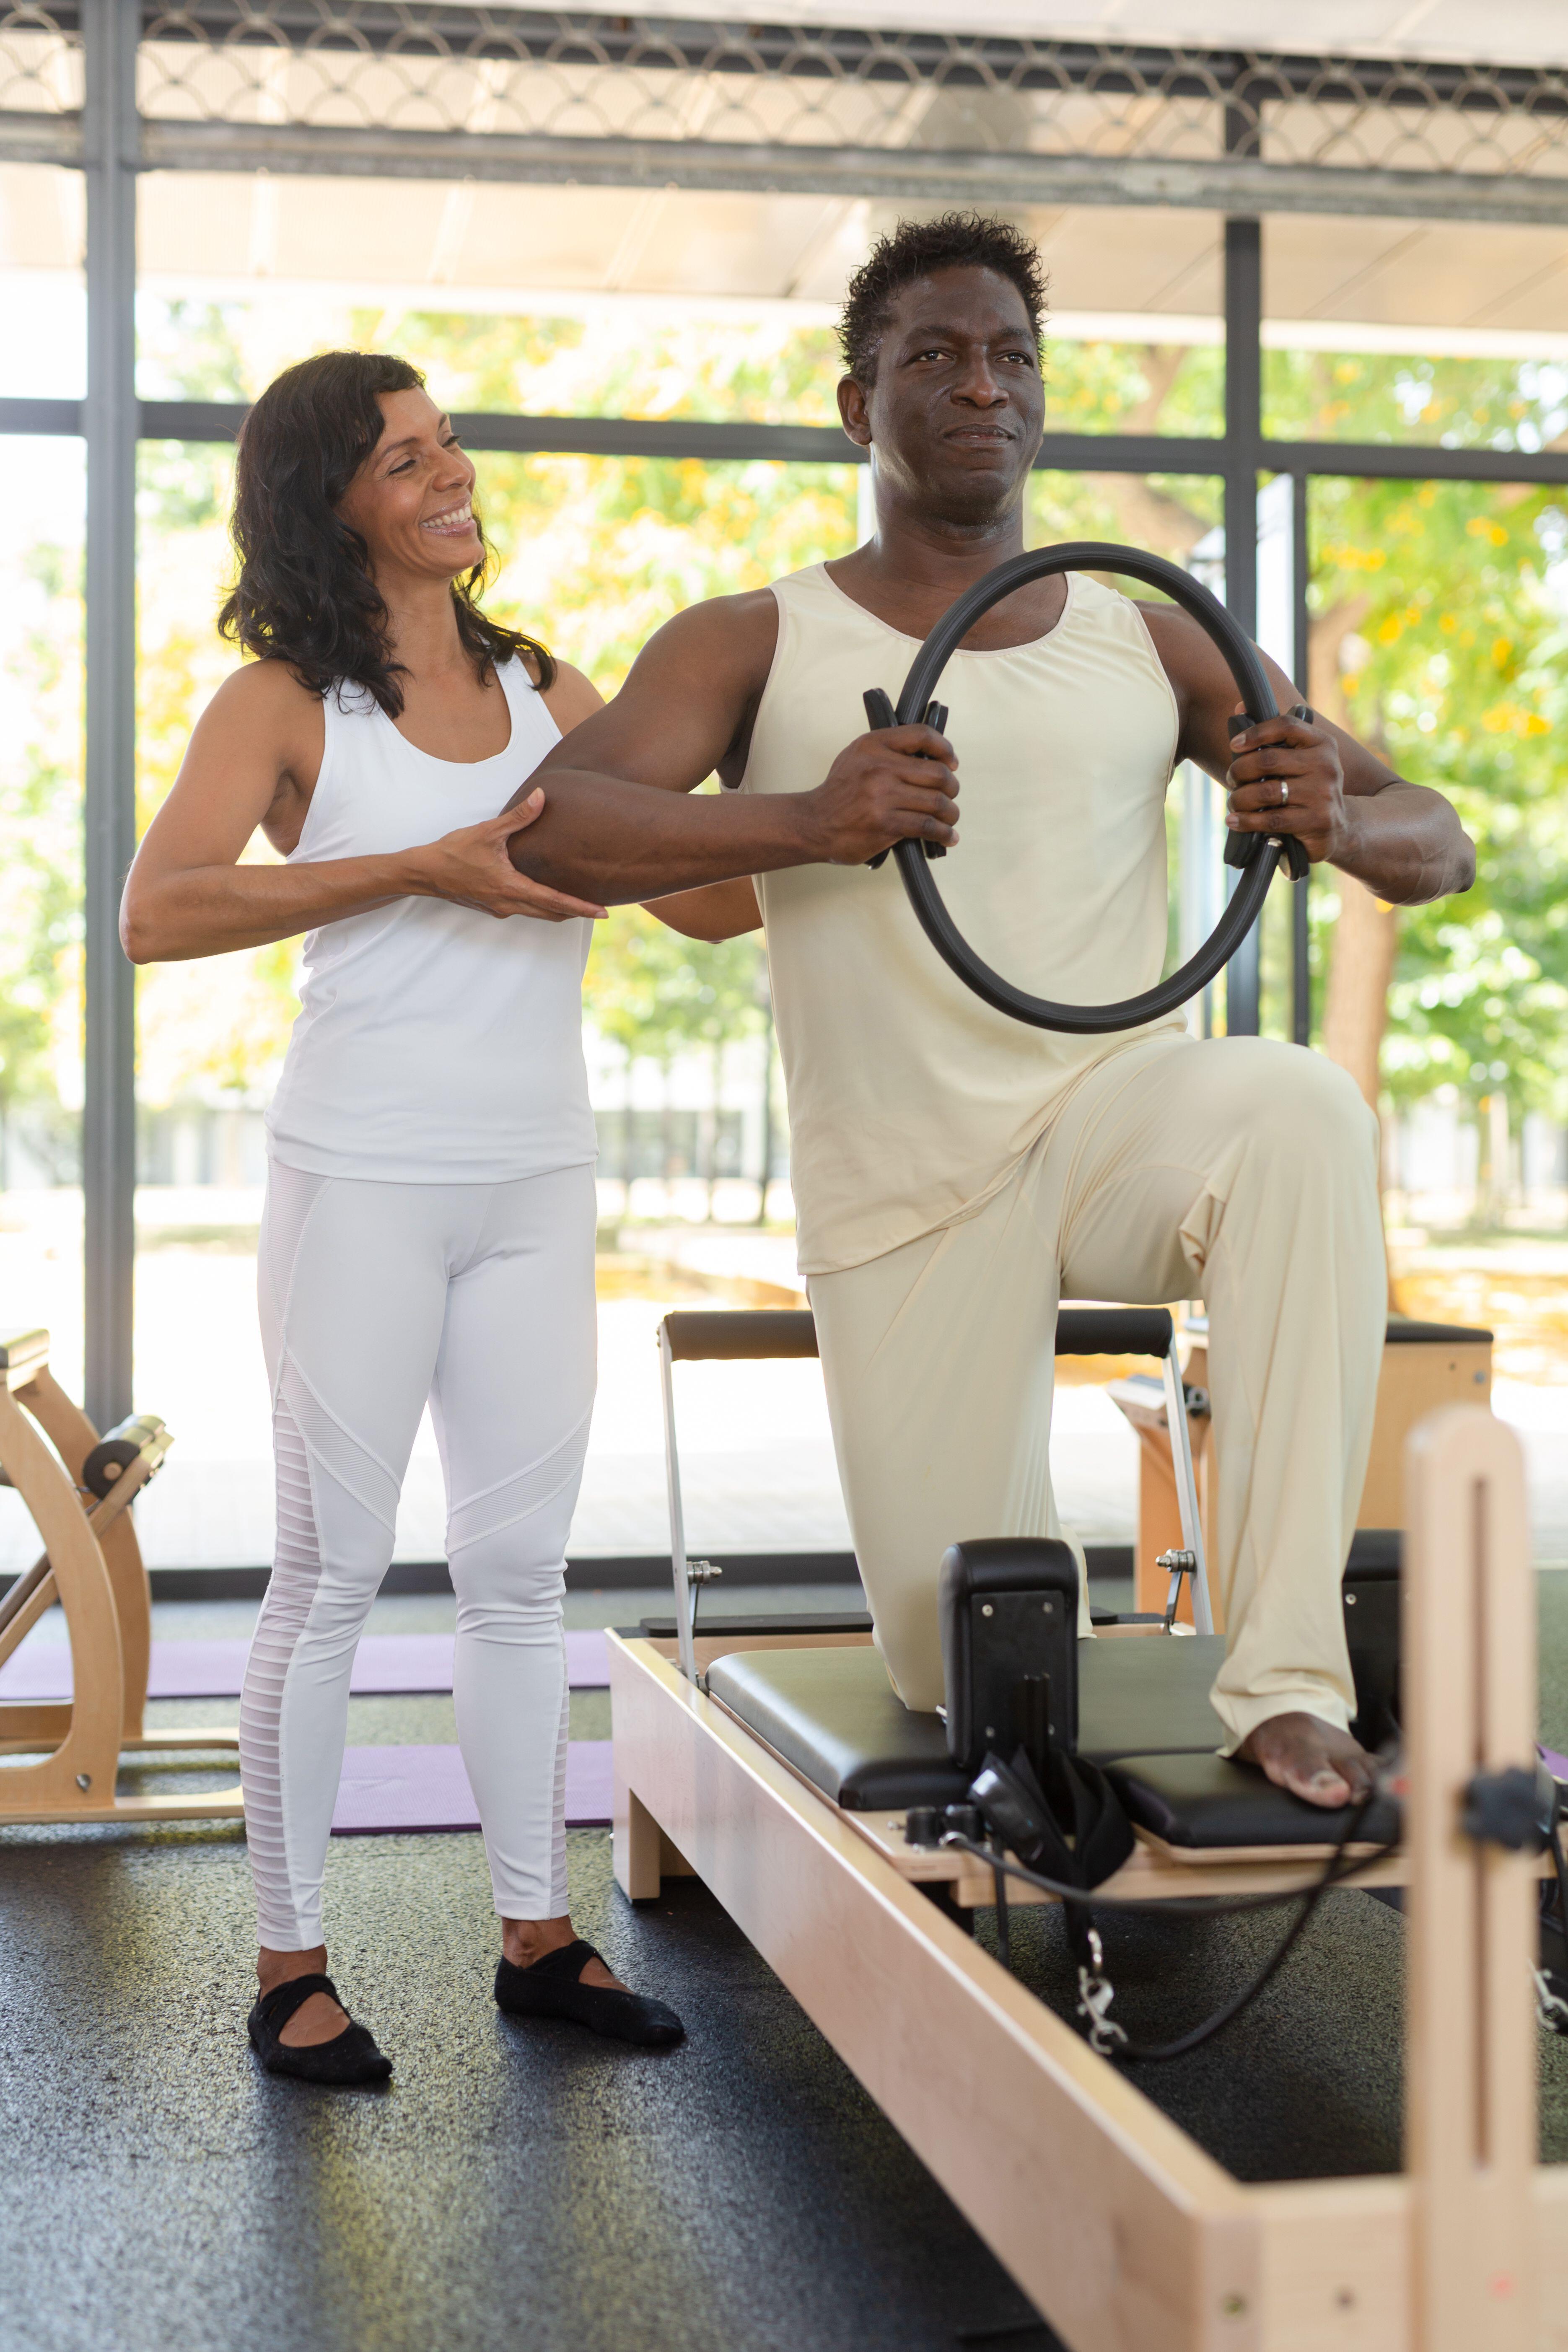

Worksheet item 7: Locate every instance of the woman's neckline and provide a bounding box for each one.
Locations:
[381,658,518,769]
[817,560,1076,654]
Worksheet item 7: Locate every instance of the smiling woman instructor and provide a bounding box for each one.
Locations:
[122,352,684,2080]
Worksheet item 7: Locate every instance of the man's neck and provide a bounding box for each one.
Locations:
[826,496,1062,651]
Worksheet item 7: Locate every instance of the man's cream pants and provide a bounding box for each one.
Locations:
[808,1033,1386,1748]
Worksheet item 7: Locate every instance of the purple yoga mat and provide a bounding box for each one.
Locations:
[1543,1746,1568,1784]
[0,1627,610,1703]
[331,1739,612,1834]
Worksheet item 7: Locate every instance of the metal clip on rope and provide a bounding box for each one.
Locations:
[1076,1927,1127,2057]
[864,542,1313,1035]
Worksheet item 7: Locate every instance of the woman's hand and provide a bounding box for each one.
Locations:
[412,790,608,922]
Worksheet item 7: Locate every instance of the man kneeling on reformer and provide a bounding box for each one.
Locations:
[511,213,1476,1809]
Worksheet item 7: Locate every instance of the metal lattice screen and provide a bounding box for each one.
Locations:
[4,5,1568,187]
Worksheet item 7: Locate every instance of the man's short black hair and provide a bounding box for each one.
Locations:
[838,212,1048,387]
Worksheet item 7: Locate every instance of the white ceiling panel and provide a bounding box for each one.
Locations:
[0,166,1537,363]
[582,1,1568,70]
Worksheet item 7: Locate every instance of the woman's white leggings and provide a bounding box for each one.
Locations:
[240,1159,598,1951]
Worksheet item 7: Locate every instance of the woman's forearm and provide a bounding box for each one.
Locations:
[121,849,428,963]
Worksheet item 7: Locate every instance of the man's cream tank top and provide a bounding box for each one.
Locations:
[740,562,1186,1274]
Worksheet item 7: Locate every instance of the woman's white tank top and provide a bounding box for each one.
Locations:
[266,656,596,1184]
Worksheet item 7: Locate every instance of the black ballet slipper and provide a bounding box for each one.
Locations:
[494,1939,685,2049]
[246,1972,393,2085]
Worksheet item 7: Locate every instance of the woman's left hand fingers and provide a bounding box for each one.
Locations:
[491,789,545,832]
[503,878,608,921]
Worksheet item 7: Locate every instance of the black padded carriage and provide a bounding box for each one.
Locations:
[706,1639,1401,1849]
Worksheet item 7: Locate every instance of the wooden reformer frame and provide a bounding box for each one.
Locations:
[0,1329,243,1826]
[609,1402,1568,2351]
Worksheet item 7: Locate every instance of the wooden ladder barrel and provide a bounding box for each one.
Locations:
[0,1330,243,1826]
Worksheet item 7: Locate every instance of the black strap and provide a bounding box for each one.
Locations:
[972,1747,1135,1963]
[254,1973,341,2031]
[521,1937,600,1981]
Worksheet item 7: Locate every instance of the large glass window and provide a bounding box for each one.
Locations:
[128,292,867,1567]
[1307,471,1568,1195]
[1035,206,1223,442]
[0,163,85,1578]
[0,438,85,1574]
[0,165,85,398]
[1265,214,1568,452]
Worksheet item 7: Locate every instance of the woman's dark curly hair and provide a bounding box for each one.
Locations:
[839,212,1048,388]
[218,350,553,714]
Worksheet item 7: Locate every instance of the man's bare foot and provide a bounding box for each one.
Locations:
[257,1945,350,2047]
[1238,1712,1378,1809]
[501,1915,628,1992]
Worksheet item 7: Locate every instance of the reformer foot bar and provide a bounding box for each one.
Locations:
[657,1304,1215,1678]
[0,1330,242,1826]
[609,1401,1566,2351]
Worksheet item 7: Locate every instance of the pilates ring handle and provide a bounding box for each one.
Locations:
[871,541,1309,1037]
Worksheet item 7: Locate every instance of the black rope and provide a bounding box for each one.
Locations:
[942,1791,1391,2064]
[1109,1793,1380,2064]
[939,1801,1390,1920]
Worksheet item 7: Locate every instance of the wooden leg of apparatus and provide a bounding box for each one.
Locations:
[1405,1403,1539,2351]
[614,1769,664,1902]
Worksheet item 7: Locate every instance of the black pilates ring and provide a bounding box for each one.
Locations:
[876,541,1307,1036]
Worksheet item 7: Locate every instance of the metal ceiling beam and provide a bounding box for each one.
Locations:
[135,124,1568,229]
[10,110,1568,227]
[8,400,1568,488]
[0,112,80,166]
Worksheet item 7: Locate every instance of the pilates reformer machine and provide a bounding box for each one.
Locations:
[0,1329,242,1826]
[609,547,1568,2349]
[613,1321,1567,2352]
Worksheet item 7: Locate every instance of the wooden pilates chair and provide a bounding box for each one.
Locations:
[614,1309,1565,2349]
[0,1329,242,1826]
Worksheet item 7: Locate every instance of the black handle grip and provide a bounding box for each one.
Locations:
[865,689,952,869]
[1054,1308,1174,1360]
[924,701,948,861]
[1223,703,1313,876]
[864,689,897,868]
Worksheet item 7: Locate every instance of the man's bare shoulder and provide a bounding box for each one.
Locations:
[632,587,780,686]
[1133,599,1217,677]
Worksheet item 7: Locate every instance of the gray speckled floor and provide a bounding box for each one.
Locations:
[0,1821,1050,2352]
[2,1582,1566,2352]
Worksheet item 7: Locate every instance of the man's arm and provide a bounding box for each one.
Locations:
[645,878,762,942]
[504,593,958,904]
[1143,606,1475,905]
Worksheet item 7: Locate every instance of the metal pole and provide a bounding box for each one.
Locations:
[1222,213,1263,1039]
[1291,467,1313,1047]
[82,0,139,1429]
